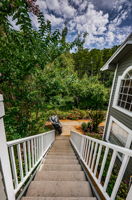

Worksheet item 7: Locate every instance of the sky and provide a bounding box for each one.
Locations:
[10,0,132,49]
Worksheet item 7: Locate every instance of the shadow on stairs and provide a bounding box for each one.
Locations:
[22,135,96,200]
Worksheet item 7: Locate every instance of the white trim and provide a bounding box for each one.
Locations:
[112,66,132,117]
[106,116,132,149]
[70,130,132,200]
[127,184,132,200]
[0,95,15,200]
[102,64,118,140]
[100,40,132,71]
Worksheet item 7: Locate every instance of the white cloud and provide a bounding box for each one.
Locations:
[46,0,60,11]
[29,13,40,30]
[45,14,64,26]
[7,16,20,31]
[60,0,76,18]
[36,0,47,11]
[80,1,88,11]
[72,0,83,6]
[73,3,109,35]
[8,0,131,49]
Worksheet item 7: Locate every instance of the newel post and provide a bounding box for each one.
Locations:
[126,184,132,200]
[0,95,15,200]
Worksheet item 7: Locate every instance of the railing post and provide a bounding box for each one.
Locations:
[0,94,15,200]
[126,184,132,200]
[80,136,84,156]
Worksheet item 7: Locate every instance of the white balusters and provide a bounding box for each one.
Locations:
[98,147,109,182]
[23,142,28,175]
[94,144,102,176]
[17,144,24,181]
[70,131,132,200]
[27,141,31,170]
[88,141,94,167]
[110,154,129,199]
[9,146,18,188]
[103,150,117,191]
[31,139,34,167]
[91,142,98,171]
[7,130,55,195]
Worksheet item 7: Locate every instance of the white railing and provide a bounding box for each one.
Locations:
[70,131,132,200]
[7,130,55,195]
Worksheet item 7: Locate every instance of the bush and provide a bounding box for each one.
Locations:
[81,122,88,132]
[81,110,105,134]
[89,110,105,132]
[45,109,94,120]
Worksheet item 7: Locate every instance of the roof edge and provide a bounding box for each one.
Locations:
[100,33,132,71]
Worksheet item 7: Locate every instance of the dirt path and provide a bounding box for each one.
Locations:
[60,119,89,136]
[46,119,105,136]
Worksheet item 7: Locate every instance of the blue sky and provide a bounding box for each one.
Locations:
[10,0,132,49]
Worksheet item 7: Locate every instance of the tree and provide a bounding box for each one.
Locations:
[0,0,80,139]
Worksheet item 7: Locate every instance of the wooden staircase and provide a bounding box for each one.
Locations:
[22,136,96,200]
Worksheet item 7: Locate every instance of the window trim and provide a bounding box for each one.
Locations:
[106,116,132,149]
[113,66,132,117]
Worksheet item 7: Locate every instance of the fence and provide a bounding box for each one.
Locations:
[70,131,132,200]
[7,130,55,195]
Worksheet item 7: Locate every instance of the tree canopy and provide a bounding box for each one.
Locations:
[0,1,116,140]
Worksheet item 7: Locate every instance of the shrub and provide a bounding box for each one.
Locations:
[81,122,88,132]
[87,121,93,132]
[89,110,105,132]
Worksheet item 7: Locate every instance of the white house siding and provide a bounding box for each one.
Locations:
[104,50,132,178]
[104,50,132,141]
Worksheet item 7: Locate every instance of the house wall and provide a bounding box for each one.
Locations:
[104,50,132,178]
[104,50,132,142]
[0,161,7,200]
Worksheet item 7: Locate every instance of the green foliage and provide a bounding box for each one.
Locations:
[81,122,88,132]
[72,47,118,87]
[46,109,92,120]
[0,1,80,140]
[81,110,105,133]
[86,132,102,140]
[36,63,108,111]
[89,110,105,132]
[0,0,111,141]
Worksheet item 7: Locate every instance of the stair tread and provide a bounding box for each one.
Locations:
[48,152,75,155]
[46,155,76,159]
[42,164,82,171]
[24,136,95,199]
[22,197,96,200]
[45,159,78,164]
[35,171,86,181]
[26,181,93,197]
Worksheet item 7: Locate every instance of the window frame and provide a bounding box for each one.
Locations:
[113,66,132,117]
[106,116,132,149]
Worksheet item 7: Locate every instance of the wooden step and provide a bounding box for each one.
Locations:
[46,155,76,160]
[35,171,86,181]
[44,159,78,165]
[50,148,74,151]
[42,164,82,171]
[26,181,93,197]
[56,136,70,140]
[22,197,96,200]
[48,152,75,156]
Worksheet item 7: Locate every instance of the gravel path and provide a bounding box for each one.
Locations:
[60,119,89,136]
[46,119,105,136]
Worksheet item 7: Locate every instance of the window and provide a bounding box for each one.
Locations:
[113,66,132,116]
[107,117,132,149]
[109,121,128,147]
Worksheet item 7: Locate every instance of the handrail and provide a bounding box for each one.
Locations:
[7,130,55,196]
[70,131,132,200]
[7,130,54,146]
